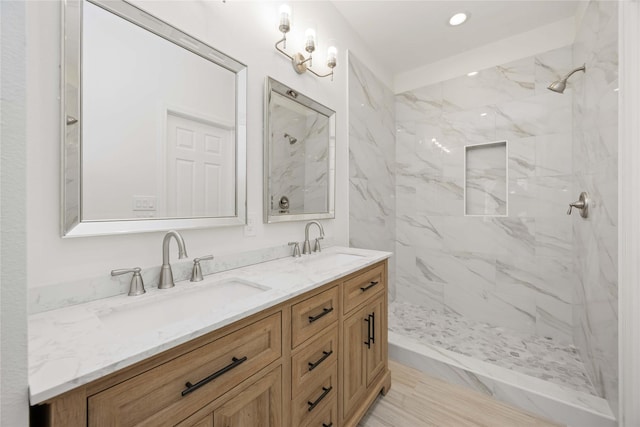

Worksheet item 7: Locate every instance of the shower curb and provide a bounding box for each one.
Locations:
[388,331,616,427]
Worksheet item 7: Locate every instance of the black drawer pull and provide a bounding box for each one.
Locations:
[322,423,333,427]
[364,316,371,348]
[181,356,247,397]
[308,386,332,412]
[360,280,379,292]
[308,350,333,371]
[308,307,333,323]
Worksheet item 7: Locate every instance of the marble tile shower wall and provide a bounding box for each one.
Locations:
[395,46,575,341]
[348,53,396,297]
[572,0,618,414]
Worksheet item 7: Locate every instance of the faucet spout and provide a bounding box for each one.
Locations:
[303,221,325,255]
[159,230,188,289]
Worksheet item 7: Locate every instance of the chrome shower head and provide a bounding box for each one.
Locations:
[547,64,586,94]
[547,79,567,93]
[284,133,298,144]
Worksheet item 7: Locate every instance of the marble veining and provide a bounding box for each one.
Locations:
[395,44,575,342]
[28,246,390,404]
[349,53,396,299]
[572,0,619,416]
[388,301,596,395]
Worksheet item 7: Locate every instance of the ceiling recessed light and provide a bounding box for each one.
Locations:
[467,71,478,77]
[449,12,468,26]
[480,112,488,117]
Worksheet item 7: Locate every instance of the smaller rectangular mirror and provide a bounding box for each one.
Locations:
[264,77,335,223]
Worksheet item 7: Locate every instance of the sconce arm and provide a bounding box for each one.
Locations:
[307,67,334,79]
[275,37,294,61]
[275,32,335,80]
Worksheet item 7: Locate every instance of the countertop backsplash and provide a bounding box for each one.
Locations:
[28,237,335,315]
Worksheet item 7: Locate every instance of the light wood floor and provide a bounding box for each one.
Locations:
[358,360,564,427]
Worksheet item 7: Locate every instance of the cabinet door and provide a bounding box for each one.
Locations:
[213,367,281,427]
[189,415,213,427]
[365,295,385,387]
[342,306,367,420]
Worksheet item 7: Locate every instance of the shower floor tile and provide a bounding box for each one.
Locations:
[388,301,597,396]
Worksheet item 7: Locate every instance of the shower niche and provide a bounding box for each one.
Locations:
[464,141,508,216]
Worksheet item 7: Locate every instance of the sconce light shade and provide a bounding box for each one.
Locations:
[275,5,337,80]
[327,46,337,69]
[279,4,291,33]
[304,28,316,54]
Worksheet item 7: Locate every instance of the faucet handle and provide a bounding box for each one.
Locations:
[111,267,146,296]
[313,236,324,253]
[191,255,214,282]
[288,242,302,258]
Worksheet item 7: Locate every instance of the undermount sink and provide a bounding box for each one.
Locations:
[301,252,366,269]
[98,278,270,336]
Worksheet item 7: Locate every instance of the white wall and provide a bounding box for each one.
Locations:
[26,1,392,291]
[1,1,29,425]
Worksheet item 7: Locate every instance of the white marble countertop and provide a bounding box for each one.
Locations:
[28,246,391,405]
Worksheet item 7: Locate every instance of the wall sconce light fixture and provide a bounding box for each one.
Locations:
[275,4,337,80]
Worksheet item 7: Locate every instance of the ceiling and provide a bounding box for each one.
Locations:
[332,1,582,76]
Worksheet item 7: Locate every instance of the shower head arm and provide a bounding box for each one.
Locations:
[561,64,586,82]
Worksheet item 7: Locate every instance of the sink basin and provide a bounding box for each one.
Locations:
[301,252,366,269]
[98,278,270,336]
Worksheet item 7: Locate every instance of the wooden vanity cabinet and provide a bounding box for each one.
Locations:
[34,260,390,427]
[88,313,282,426]
[340,266,389,426]
[180,366,282,427]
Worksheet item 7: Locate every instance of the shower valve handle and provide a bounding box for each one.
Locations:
[567,192,589,218]
[567,201,584,214]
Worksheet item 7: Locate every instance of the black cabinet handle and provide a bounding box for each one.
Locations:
[364,316,371,348]
[308,350,333,371]
[322,423,333,427]
[308,307,333,323]
[370,312,375,344]
[360,280,379,292]
[307,386,332,412]
[181,356,247,397]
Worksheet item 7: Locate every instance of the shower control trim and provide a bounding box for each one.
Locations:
[567,192,589,218]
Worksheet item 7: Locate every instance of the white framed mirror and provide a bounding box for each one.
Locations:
[61,0,247,237]
[264,77,336,223]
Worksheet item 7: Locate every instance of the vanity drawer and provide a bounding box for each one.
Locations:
[301,395,338,427]
[292,361,338,427]
[88,312,281,427]
[343,263,385,314]
[291,286,339,348]
[291,328,338,394]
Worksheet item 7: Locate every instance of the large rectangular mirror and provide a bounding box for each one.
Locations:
[264,78,335,223]
[62,0,247,237]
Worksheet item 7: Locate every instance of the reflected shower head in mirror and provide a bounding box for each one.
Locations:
[284,133,298,144]
[547,64,586,93]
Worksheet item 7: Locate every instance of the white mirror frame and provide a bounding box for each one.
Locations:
[61,0,247,237]
[264,77,336,223]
